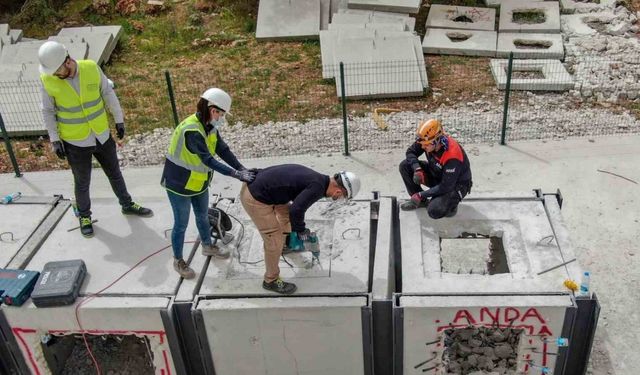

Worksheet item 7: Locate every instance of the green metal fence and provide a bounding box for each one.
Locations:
[1,52,639,174]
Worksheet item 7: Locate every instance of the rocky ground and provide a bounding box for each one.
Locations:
[119,4,639,167]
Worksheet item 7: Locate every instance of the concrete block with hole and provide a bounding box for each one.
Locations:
[422,28,497,56]
[426,4,496,31]
[256,0,321,41]
[561,12,616,36]
[496,32,564,59]
[347,0,421,14]
[499,1,560,33]
[559,0,617,14]
[484,0,544,9]
[490,59,574,91]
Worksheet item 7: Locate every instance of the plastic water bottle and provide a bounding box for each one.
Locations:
[579,271,591,297]
[1,192,21,204]
[544,337,569,347]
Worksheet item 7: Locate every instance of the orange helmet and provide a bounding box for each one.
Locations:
[416,119,443,145]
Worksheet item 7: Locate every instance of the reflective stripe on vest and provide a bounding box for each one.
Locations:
[166,114,218,193]
[40,60,108,142]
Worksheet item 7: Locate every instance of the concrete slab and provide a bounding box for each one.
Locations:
[559,0,617,14]
[499,1,561,33]
[0,201,53,268]
[400,294,573,375]
[561,12,616,36]
[400,195,583,295]
[422,28,497,57]
[372,198,393,300]
[334,34,425,98]
[57,25,123,62]
[2,296,177,375]
[9,29,23,43]
[411,34,428,89]
[0,41,45,65]
[426,5,496,31]
[321,0,331,30]
[347,0,421,14]
[198,199,371,296]
[337,8,416,30]
[197,296,368,374]
[0,24,8,36]
[330,12,412,31]
[496,32,564,59]
[256,0,321,41]
[484,0,543,9]
[80,33,114,65]
[330,0,349,17]
[25,198,201,295]
[490,58,574,91]
[327,22,405,31]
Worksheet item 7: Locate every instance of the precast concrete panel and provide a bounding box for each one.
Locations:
[1,297,177,375]
[398,294,573,374]
[400,194,584,295]
[347,0,421,14]
[198,199,371,295]
[0,202,52,267]
[499,1,561,33]
[256,0,321,41]
[490,59,574,91]
[196,296,368,375]
[25,199,201,295]
[426,5,496,31]
[422,28,497,57]
[496,33,564,59]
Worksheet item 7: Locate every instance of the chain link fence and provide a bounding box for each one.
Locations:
[1,53,639,175]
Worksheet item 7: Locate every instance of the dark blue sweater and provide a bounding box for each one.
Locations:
[247,164,329,232]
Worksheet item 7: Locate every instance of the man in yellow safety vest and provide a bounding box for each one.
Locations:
[39,41,153,238]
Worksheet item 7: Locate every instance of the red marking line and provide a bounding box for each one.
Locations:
[11,328,41,375]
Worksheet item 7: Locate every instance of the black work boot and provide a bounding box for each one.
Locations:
[79,216,94,238]
[446,205,458,218]
[400,199,428,211]
[262,278,297,295]
[122,202,154,217]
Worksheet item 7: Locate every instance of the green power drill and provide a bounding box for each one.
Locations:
[287,231,320,262]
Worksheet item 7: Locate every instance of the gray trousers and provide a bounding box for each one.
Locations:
[64,136,132,217]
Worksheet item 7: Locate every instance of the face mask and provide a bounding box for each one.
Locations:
[210,117,224,131]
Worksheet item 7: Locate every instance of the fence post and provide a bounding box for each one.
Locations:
[340,62,350,156]
[165,70,179,127]
[500,52,514,146]
[0,112,22,177]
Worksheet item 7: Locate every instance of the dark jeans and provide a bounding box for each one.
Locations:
[399,159,471,219]
[167,190,212,259]
[64,136,132,217]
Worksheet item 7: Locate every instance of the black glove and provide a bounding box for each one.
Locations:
[232,169,256,183]
[297,228,312,241]
[116,123,125,139]
[52,141,65,159]
[412,168,426,186]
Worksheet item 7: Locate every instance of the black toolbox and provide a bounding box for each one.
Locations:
[0,269,40,306]
[31,260,86,307]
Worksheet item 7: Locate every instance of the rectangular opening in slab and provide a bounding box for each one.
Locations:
[513,39,552,49]
[512,67,545,79]
[442,326,524,373]
[42,334,155,374]
[440,233,509,275]
[446,31,472,43]
[512,10,546,24]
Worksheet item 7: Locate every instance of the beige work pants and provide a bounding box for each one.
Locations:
[239,183,291,283]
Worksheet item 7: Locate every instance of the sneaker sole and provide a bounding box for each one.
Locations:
[262,284,297,295]
[122,211,154,218]
[81,233,94,238]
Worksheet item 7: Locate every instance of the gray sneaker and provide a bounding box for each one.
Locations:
[173,258,195,279]
[400,199,428,211]
[202,243,230,258]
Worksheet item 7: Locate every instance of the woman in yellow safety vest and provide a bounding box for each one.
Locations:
[161,88,256,279]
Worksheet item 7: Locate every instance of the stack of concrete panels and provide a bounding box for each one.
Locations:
[422,5,498,57]
[321,9,426,98]
[0,24,122,136]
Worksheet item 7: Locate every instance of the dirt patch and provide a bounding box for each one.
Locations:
[512,10,546,25]
[512,70,546,79]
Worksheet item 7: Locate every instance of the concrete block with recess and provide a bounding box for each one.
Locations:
[559,0,617,14]
[485,0,543,9]
[490,59,574,91]
[499,1,560,33]
[347,0,421,14]
[497,32,564,59]
[426,4,496,31]
[256,0,321,41]
[561,12,616,36]
[422,28,497,57]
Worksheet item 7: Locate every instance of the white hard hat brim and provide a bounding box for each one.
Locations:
[39,63,59,76]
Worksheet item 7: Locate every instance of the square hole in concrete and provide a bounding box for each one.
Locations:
[513,39,552,49]
[440,233,509,275]
[442,326,524,373]
[512,10,546,24]
[512,67,545,79]
[446,31,472,43]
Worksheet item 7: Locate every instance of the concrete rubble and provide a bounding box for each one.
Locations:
[0,24,123,136]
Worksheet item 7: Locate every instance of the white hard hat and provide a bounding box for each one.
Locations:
[338,171,361,199]
[38,41,68,75]
[201,88,232,115]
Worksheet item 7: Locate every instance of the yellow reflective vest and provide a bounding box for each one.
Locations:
[40,60,109,142]
[162,114,218,196]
